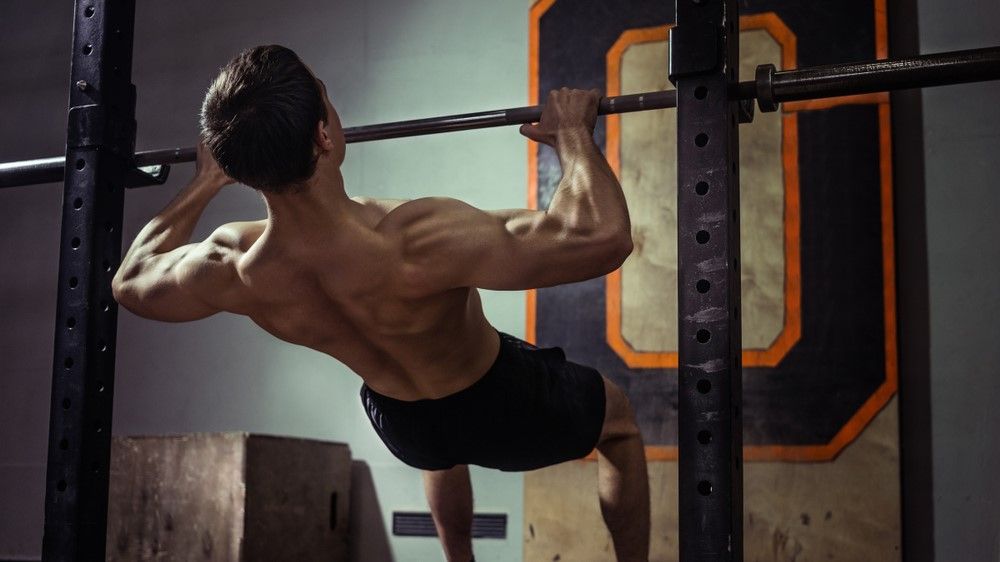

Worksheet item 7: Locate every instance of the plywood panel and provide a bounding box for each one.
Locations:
[107,433,246,561]
[106,433,351,562]
[524,398,900,561]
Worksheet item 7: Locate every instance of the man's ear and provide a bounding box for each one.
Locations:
[314,120,334,152]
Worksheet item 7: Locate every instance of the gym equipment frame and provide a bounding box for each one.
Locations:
[1,1,999,560]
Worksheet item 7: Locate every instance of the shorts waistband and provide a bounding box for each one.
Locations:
[360,330,514,408]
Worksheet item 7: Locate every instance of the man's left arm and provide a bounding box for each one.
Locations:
[112,143,240,322]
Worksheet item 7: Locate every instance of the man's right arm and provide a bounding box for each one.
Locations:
[519,89,632,274]
[379,88,633,295]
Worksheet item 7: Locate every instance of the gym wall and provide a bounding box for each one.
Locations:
[1,0,998,561]
[0,1,531,560]
[910,0,1000,560]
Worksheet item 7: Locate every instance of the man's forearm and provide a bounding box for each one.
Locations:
[118,177,221,274]
[546,128,631,239]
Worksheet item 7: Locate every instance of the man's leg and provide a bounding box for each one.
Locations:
[423,464,475,562]
[595,376,650,562]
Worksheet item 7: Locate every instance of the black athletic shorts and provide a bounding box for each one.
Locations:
[360,332,607,472]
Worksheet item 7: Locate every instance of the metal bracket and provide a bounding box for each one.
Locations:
[125,163,170,188]
[69,88,162,188]
[738,98,755,124]
[668,22,720,83]
[754,63,780,112]
[67,104,137,156]
[67,105,108,148]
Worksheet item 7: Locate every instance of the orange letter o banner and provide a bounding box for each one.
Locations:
[527,0,896,462]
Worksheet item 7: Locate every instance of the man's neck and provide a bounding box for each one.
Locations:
[261,163,354,233]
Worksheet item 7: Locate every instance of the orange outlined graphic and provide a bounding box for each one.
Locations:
[527,1,897,462]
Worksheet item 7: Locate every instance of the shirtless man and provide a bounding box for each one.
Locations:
[112,45,650,562]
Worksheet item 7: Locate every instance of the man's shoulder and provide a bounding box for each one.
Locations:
[207,220,266,252]
[172,221,265,307]
[374,197,480,235]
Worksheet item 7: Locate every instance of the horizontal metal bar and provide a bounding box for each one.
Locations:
[731,46,1000,103]
[769,46,1000,102]
[347,89,678,142]
[0,156,66,187]
[2,45,998,190]
[0,90,677,189]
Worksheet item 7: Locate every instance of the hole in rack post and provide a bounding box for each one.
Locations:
[698,480,713,495]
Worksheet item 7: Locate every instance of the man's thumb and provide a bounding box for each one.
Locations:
[519,123,548,144]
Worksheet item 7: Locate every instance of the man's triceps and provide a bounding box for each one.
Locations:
[388,198,627,293]
[113,240,231,321]
[439,207,602,291]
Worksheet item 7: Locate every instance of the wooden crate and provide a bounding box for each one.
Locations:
[107,433,351,561]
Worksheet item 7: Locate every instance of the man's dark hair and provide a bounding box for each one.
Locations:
[200,45,326,192]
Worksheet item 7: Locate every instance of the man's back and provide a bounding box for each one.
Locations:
[208,197,501,401]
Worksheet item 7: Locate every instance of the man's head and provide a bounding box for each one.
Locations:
[200,45,343,193]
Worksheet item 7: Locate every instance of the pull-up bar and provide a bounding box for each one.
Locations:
[0,89,677,189]
[1,45,999,190]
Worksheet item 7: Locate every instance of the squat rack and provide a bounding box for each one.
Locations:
[1,0,998,560]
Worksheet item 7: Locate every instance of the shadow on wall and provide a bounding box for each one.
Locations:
[349,461,394,562]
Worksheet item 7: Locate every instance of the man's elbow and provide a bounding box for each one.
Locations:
[111,257,150,309]
[111,273,151,316]
[593,229,633,274]
[616,231,634,261]
[608,231,633,270]
[111,278,138,312]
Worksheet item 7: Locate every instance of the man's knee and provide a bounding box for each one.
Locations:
[599,376,641,443]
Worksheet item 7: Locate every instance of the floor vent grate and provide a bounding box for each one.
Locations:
[392,512,507,539]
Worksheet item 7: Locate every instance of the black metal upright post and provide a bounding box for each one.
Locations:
[669,0,744,559]
[42,1,136,560]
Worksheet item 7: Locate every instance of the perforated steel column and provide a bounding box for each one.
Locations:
[42,1,136,560]
[669,0,744,559]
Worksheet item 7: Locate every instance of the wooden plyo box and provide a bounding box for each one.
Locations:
[107,433,351,561]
